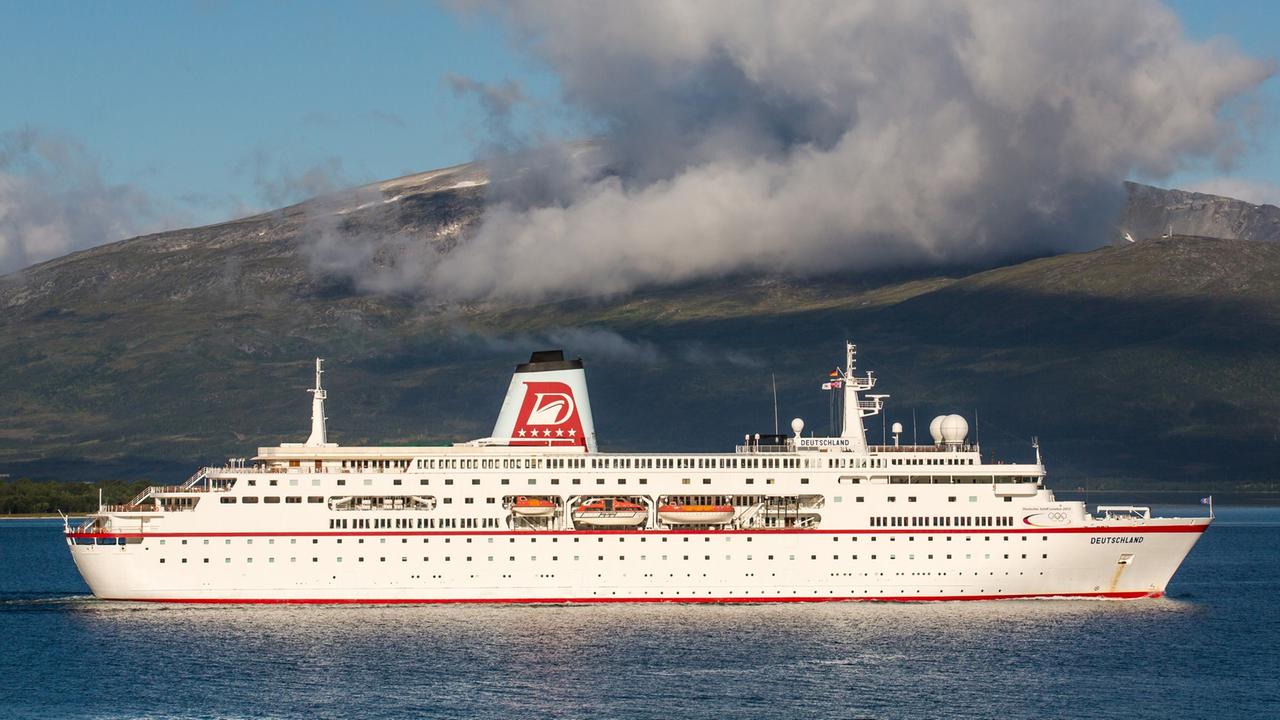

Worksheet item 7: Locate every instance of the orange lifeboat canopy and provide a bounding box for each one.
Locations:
[658,504,735,525]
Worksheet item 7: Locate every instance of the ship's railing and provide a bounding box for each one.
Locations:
[867,444,948,453]
[1096,505,1151,520]
[100,499,200,513]
[734,444,794,454]
[126,467,214,506]
[205,465,413,474]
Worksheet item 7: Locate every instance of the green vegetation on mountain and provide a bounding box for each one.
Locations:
[1,167,1277,487]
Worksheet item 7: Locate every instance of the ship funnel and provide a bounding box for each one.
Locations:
[491,350,597,452]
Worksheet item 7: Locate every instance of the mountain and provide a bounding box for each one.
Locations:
[1120,181,1280,243]
[1,166,1278,489]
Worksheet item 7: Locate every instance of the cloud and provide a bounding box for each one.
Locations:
[423,0,1273,300]
[452,325,766,368]
[544,326,661,363]
[237,149,352,209]
[457,326,663,364]
[369,110,408,129]
[1184,177,1280,207]
[444,73,534,149]
[0,128,186,276]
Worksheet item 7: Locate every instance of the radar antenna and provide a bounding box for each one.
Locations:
[305,358,329,447]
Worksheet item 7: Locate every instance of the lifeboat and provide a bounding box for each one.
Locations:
[572,498,647,527]
[511,496,557,518]
[658,504,735,525]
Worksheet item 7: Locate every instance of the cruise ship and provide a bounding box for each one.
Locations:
[64,343,1211,603]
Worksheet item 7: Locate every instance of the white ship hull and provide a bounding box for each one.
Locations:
[68,524,1205,603]
[66,467,1208,603]
[65,346,1212,603]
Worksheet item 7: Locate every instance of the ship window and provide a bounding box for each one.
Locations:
[745,478,754,485]
[393,479,402,486]
[500,479,509,485]
[445,479,454,485]
[420,479,429,486]
[887,497,895,502]
[264,497,280,504]
[618,479,626,485]
[443,498,452,504]
[337,479,345,486]
[247,480,256,486]
[703,478,711,485]
[285,496,301,503]
[856,496,864,502]
[682,478,690,485]
[465,498,474,504]
[308,496,323,503]
[472,479,480,485]
[269,480,278,486]
[801,478,809,484]
[221,497,236,504]
[551,478,560,485]
[243,497,259,504]
[531,479,539,485]
[908,497,916,502]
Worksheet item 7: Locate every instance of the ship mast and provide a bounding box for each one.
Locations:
[838,341,886,454]
[304,358,328,447]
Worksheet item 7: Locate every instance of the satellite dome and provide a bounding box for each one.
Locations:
[891,422,904,434]
[929,415,946,444]
[790,417,805,437]
[940,414,969,444]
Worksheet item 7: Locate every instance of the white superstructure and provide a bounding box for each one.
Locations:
[65,343,1210,603]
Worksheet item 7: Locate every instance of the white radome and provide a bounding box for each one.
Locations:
[791,417,805,437]
[940,414,969,444]
[929,415,946,443]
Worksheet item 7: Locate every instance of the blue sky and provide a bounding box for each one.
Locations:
[0,0,1276,230]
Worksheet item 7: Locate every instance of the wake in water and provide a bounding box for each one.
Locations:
[0,592,94,606]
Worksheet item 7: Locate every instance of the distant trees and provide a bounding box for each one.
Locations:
[0,478,150,515]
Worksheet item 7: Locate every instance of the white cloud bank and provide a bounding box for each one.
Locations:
[1185,177,1280,207]
[422,0,1271,300]
[0,129,185,276]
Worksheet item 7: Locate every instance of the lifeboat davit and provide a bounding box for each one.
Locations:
[572,498,647,527]
[658,504,735,525]
[511,496,557,518]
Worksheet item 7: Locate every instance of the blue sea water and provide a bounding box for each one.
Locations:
[0,506,1277,720]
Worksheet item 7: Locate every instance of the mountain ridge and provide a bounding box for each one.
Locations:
[2,169,1278,487]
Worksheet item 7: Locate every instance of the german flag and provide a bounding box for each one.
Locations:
[828,369,839,378]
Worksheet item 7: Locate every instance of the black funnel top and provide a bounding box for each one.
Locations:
[515,349,584,373]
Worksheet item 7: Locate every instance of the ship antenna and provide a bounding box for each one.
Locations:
[305,358,328,446]
[772,373,779,435]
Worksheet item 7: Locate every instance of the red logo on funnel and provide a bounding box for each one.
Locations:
[511,381,585,446]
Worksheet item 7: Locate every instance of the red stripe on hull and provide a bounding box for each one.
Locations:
[100,590,1162,604]
[66,524,1209,540]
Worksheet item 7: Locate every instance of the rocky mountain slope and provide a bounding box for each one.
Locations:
[1,167,1278,487]
[1120,181,1280,243]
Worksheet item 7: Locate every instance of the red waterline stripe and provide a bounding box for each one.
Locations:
[101,590,1161,604]
[65,524,1210,540]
